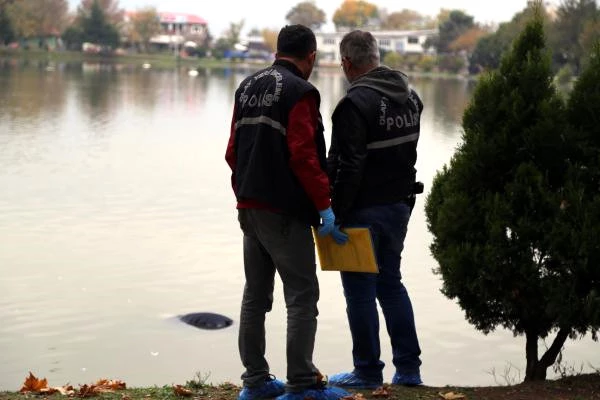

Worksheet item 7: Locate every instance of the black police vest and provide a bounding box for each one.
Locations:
[344,86,422,205]
[233,61,326,225]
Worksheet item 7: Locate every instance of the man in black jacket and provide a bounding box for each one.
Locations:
[226,25,348,400]
[327,30,423,389]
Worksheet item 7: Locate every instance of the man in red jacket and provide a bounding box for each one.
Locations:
[225,24,348,400]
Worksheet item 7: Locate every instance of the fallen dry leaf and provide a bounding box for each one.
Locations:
[372,387,389,397]
[439,391,467,400]
[173,385,194,397]
[39,387,60,395]
[341,394,366,400]
[74,379,127,397]
[55,385,76,396]
[95,379,126,390]
[77,384,97,398]
[20,372,49,393]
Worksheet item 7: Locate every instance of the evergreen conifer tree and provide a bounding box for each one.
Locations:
[80,0,119,48]
[425,9,578,381]
[548,42,600,352]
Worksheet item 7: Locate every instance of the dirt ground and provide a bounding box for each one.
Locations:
[3,373,599,400]
[379,373,600,400]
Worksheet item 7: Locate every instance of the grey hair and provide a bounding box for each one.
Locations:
[339,30,380,68]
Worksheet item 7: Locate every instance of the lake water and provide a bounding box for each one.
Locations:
[0,60,598,391]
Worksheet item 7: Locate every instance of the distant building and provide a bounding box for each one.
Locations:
[124,11,208,51]
[315,29,437,66]
[152,12,208,49]
[232,34,274,61]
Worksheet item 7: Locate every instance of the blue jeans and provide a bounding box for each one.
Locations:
[340,201,421,380]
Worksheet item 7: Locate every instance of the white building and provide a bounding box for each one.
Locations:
[315,29,437,66]
[124,11,208,50]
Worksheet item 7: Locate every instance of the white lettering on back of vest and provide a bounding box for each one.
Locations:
[239,68,283,108]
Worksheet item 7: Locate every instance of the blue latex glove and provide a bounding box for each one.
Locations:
[331,225,349,245]
[318,207,349,245]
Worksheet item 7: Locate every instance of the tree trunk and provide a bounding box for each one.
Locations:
[524,328,570,381]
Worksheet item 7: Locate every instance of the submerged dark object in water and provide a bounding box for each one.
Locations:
[179,312,233,330]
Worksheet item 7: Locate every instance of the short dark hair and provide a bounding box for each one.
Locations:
[277,24,316,58]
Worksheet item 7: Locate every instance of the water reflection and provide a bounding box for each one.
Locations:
[412,76,475,138]
[0,61,67,123]
[1,63,598,391]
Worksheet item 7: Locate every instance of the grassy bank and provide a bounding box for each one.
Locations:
[1,373,599,400]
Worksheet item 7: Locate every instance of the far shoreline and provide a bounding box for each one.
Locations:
[0,48,472,80]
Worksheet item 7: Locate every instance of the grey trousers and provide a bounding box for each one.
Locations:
[237,208,321,392]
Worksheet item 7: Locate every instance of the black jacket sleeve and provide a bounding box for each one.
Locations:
[327,99,368,224]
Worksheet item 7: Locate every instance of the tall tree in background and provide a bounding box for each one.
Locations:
[77,0,123,26]
[224,19,244,48]
[5,0,36,39]
[128,6,160,52]
[429,10,474,53]
[285,1,326,30]
[80,0,120,47]
[4,0,68,41]
[549,0,598,74]
[0,0,16,44]
[469,3,552,71]
[578,19,600,66]
[381,9,434,30]
[333,0,379,29]
[448,26,490,53]
[212,19,244,59]
[261,28,278,53]
[425,8,586,381]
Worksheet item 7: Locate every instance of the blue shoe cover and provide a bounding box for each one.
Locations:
[328,372,382,389]
[392,372,422,386]
[276,386,349,400]
[238,376,285,400]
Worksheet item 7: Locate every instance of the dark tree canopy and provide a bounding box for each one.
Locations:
[548,0,598,74]
[469,4,550,71]
[77,0,123,26]
[80,0,120,47]
[429,10,474,53]
[556,42,600,340]
[425,10,599,382]
[0,0,15,44]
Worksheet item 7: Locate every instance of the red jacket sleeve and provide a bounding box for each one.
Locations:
[225,105,237,192]
[287,93,331,211]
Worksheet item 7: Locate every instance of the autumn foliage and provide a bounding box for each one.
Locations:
[332,0,379,29]
[19,372,126,397]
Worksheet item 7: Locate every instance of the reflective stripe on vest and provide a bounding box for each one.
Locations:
[367,132,419,150]
[235,116,287,136]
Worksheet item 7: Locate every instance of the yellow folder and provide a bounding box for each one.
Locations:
[312,227,378,273]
